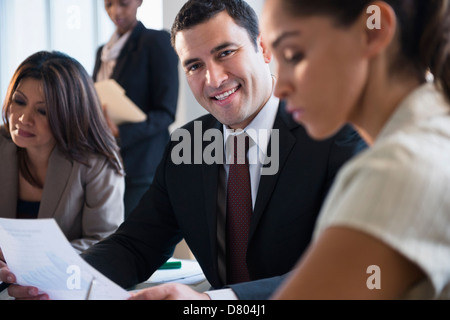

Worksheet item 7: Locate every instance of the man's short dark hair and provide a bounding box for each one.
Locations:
[171,0,260,50]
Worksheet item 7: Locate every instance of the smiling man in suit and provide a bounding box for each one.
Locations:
[1,0,367,300]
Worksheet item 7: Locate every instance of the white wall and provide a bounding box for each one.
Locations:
[0,0,113,111]
[0,0,165,104]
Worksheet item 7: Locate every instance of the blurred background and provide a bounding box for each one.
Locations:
[0,0,265,130]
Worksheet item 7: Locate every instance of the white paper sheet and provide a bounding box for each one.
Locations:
[0,218,131,300]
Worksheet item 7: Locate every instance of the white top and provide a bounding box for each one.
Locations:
[96,30,133,82]
[313,83,450,299]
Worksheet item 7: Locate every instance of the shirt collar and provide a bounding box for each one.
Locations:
[101,29,133,62]
[223,94,279,164]
[377,83,450,143]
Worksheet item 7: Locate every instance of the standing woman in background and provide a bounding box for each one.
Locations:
[0,51,125,253]
[262,0,450,299]
[94,0,179,218]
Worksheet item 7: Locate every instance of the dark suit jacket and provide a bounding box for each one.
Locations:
[81,103,367,299]
[93,22,179,178]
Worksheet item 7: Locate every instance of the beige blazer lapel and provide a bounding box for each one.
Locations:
[39,147,73,219]
[0,136,19,219]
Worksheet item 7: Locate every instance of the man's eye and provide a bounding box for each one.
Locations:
[187,63,201,73]
[219,50,235,58]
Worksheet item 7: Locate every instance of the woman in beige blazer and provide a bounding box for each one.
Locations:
[0,51,125,253]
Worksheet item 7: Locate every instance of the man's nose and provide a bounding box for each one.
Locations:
[206,63,228,88]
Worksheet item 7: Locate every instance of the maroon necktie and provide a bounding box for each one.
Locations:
[226,135,252,284]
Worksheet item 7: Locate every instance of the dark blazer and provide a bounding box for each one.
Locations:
[93,22,179,178]
[82,102,367,299]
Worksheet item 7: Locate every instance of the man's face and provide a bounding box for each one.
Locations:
[175,11,273,130]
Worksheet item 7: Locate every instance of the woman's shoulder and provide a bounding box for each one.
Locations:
[138,25,171,43]
[78,152,124,180]
[0,125,9,137]
[0,126,13,147]
[51,147,118,177]
[370,117,450,173]
[139,21,170,36]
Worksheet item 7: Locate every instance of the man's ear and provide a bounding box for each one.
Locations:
[362,1,397,59]
[258,34,273,64]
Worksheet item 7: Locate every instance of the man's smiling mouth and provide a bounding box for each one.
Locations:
[212,86,240,100]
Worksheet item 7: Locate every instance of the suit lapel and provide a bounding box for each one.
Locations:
[39,148,73,219]
[249,104,298,240]
[111,22,144,81]
[200,118,223,285]
[0,138,18,218]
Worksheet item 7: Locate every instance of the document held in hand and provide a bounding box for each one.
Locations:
[0,218,131,300]
[94,79,147,125]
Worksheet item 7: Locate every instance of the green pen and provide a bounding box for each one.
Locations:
[159,260,182,270]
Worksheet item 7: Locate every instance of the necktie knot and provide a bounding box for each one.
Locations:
[230,134,250,165]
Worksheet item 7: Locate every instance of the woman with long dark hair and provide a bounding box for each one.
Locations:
[1,51,125,252]
[262,0,450,299]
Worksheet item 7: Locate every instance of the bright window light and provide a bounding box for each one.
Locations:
[137,0,163,30]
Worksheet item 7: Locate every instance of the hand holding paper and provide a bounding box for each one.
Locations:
[95,79,147,125]
[0,218,131,300]
[102,104,120,137]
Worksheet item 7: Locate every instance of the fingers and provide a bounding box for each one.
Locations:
[0,271,49,300]
[8,285,49,300]
[0,264,15,284]
[101,106,120,138]
[0,265,49,300]
[129,285,171,300]
[128,283,211,301]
